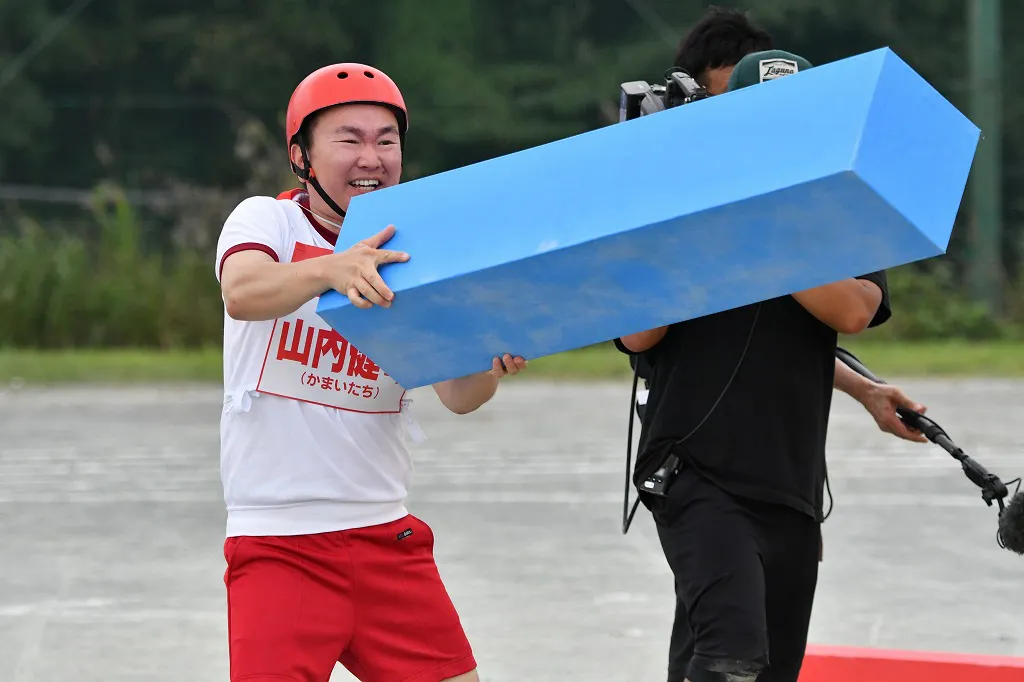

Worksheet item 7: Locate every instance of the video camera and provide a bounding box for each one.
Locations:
[618,68,710,122]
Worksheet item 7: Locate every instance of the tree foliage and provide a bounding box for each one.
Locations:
[1,0,1022,347]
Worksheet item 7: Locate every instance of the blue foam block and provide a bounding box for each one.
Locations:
[316,47,979,390]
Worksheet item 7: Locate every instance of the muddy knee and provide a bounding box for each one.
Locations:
[686,656,767,682]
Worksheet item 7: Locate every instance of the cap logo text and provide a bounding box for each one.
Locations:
[759,58,798,82]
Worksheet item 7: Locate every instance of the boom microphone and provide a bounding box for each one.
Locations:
[835,346,1024,555]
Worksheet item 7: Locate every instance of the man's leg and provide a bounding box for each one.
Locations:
[339,514,479,682]
[654,466,770,682]
[666,573,696,682]
[440,673,478,682]
[224,534,354,682]
[756,507,821,682]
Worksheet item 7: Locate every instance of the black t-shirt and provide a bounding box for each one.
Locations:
[616,272,890,522]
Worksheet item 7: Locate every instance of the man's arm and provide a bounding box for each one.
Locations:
[833,357,868,395]
[432,373,499,416]
[834,358,928,442]
[618,326,669,353]
[221,250,333,321]
[220,225,409,322]
[791,279,883,334]
[432,354,527,415]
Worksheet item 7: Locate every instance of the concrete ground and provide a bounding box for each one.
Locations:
[1,378,1022,681]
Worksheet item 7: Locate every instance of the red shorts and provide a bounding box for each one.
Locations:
[223,514,477,682]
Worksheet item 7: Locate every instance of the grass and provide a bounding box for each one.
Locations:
[833,339,1024,378]
[0,348,223,385]
[2,340,1024,386]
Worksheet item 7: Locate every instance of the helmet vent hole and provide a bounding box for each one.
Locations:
[364,71,375,78]
[337,72,349,79]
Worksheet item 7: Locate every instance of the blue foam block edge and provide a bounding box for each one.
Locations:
[315,47,979,389]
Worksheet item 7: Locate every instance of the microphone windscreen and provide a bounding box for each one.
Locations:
[998,492,1024,555]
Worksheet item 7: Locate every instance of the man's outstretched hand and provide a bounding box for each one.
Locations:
[330,224,410,309]
[860,382,929,443]
[489,354,528,378]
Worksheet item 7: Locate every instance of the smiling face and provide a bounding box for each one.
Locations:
[290,103,403,225]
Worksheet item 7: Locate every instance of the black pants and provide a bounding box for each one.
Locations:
[650,465,821,682]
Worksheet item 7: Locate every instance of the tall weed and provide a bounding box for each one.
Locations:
[0,188,222,349]
[1,186,1022,348]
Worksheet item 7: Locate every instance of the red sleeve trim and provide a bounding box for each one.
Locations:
[219,242,279,280]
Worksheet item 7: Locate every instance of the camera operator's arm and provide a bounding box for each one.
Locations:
[618,326,668,353]
[834,359,928,442]
[791,278,882,334]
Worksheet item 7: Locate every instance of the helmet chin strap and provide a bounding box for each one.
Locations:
[296,139,348,220]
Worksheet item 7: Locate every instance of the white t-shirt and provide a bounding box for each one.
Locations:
[214,189,417,537]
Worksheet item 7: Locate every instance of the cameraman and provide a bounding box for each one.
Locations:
[616,8,926,682]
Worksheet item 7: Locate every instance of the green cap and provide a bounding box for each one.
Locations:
[726,49,813,91]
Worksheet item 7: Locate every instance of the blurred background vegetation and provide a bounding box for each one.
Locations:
[1,0,1021,376]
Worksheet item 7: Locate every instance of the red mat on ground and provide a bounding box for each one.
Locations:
[800,645,1024,681]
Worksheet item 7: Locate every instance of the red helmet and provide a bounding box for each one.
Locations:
[285,63,408,150]
[284,63,408,218]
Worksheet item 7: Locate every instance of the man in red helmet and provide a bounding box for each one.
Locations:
[214,63,518,682]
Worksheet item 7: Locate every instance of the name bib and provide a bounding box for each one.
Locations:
[255,242,406,414]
